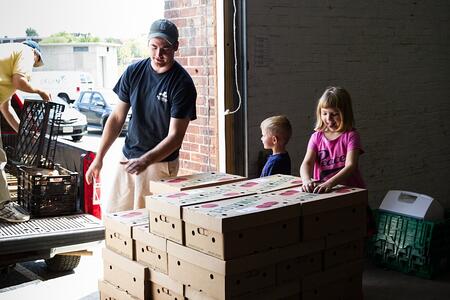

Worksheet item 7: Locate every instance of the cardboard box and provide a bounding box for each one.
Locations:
[150,171,246,194]
[182,193,301,259]
[146,183,257,244]
[302,204,366,241]
[104,209,149,259]
[325,227,366,248]
[276,251,322,284]
[167,239,324,300]
[323,239,364,269]
[269,186,368,240]
[102,247,150,300]
[148,269,184,300]
[302,259,364,289]
[133,224,168,274]
[145,174,302,245]
[98,280,139,300]
[185,281,301,300]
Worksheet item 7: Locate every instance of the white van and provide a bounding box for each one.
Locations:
[29,71,94,103]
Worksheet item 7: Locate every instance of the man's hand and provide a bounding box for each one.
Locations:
[120,157,151,175]
[85,158,103,185]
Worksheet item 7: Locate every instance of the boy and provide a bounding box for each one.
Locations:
[260,115,292,177]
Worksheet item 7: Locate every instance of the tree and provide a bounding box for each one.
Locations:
[26,27,38,37]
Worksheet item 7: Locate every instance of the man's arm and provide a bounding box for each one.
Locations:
[122,117,190,175]
[11,74,51,101]
[0,100,20,132]
[85,100,131,184]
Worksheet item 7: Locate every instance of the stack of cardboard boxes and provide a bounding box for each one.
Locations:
[99,172,367,300]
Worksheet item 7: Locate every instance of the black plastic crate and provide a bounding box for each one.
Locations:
[14,100,64,169]
[17,164,79,217]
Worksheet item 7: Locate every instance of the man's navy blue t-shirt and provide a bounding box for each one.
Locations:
[114,59,197,162]
[260,152,291,177]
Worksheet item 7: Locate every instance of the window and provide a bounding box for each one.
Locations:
[80,92,91,104]
[73,46,88,52]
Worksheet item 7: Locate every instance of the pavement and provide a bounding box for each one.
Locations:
[0,242,104,300]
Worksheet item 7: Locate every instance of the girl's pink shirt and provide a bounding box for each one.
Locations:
[307,129,366,188]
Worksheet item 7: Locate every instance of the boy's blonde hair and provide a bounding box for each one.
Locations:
[314,86,355,132]
[260,115,292,145]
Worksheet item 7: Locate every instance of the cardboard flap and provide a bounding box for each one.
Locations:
[102,247,150,280]
[133,224,167,251]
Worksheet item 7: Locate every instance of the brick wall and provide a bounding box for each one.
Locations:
[164,0,218,174]
[246,1,450,207]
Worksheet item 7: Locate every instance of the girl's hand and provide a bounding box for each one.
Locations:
[313,182,334,194]
[301,180,316,193]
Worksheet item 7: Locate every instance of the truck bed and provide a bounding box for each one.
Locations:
[0,214,104,257]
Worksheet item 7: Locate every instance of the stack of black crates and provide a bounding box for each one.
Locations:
[13,100,79,217]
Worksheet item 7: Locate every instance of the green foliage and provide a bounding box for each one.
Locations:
[25,27,38,37]
[117,38,148,67]
[41,32,101,43]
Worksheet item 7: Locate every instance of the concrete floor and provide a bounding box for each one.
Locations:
[363,260,450,300]
[2,253,449,300]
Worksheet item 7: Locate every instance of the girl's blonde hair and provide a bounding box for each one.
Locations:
[314,86,355,132]
[260,115,292,145]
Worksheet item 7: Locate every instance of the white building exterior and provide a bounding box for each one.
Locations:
[39,42,120,88]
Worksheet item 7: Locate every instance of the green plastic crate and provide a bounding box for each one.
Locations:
[368,210,450,278]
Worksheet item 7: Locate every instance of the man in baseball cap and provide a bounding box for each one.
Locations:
[0,40,50,222]
[86,18,197,213]
[148,19,179,45]
[22,40,44,67]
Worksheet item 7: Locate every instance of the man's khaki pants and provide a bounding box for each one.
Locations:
[101,154,179,213]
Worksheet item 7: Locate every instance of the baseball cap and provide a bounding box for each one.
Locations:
[22,40,44,66]
[148,19,179,45]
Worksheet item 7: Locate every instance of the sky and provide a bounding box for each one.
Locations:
[1,0,164,39]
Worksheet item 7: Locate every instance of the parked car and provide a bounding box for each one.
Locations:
[15,92,88,142]
[73,89,130,133]
[52,96,88,141]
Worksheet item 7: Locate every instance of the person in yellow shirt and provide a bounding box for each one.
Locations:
[0,40,50,222]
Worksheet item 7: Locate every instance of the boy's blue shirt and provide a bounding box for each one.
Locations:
[260,152,291,177]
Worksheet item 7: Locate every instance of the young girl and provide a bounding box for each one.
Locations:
[300,86,365,193]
